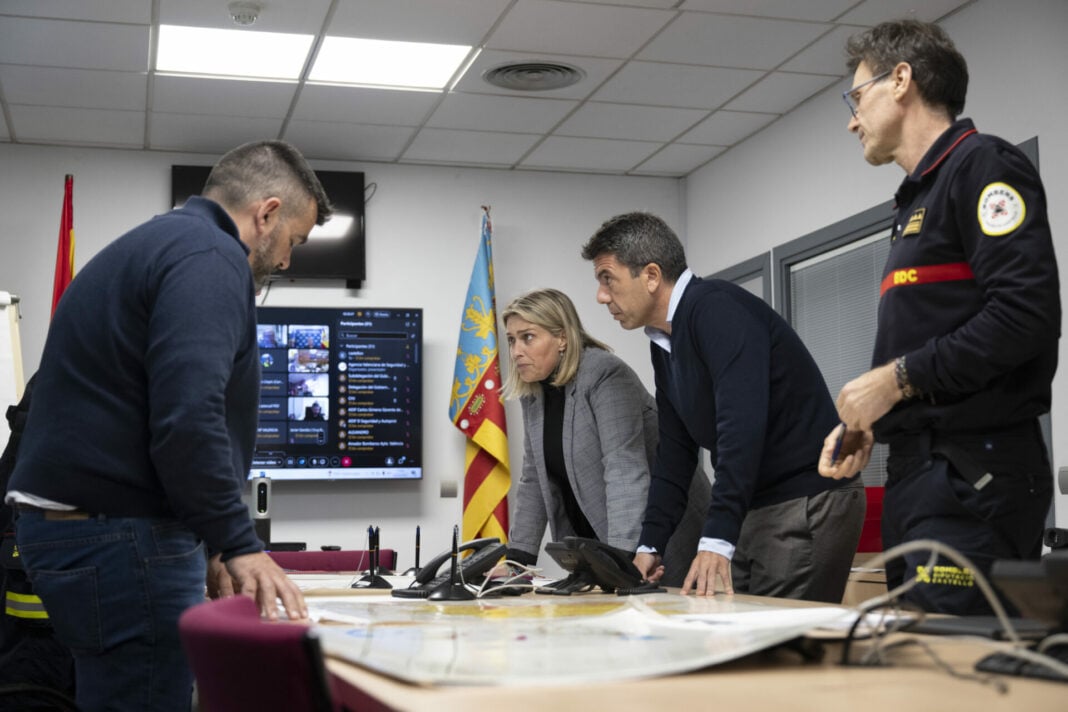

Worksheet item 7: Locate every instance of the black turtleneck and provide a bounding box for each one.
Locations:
[541,382,596,540]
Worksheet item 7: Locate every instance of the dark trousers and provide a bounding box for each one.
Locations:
[882,425,1052,615]
[732,478,866,603]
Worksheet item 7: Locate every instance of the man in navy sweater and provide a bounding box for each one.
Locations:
[6,140,331,711]
[583,213,864,601]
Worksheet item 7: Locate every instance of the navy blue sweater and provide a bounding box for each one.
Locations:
[9,197,263,560]
[640,277,842,550]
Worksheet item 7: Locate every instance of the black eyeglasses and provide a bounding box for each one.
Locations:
[842,70,891,118]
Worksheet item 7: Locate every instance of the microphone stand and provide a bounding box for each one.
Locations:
[429,525,475,600]
[402,525,421,577]
[352,525,391,589]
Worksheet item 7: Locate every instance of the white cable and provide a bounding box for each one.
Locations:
[852,538,1068,681]
[858,539,1020,644]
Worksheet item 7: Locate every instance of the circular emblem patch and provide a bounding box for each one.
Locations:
[977,182,1025,236]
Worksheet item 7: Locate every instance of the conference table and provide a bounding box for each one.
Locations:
[295,575,1066,712]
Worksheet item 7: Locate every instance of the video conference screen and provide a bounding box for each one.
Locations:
[250,306,423,481]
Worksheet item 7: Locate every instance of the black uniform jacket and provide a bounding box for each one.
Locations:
[873,119,1060,443]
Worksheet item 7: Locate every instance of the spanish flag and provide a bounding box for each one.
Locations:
[449,207,510,542]
[51,174,75,317]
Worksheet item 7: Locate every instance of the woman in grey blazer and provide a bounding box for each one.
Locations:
[501,288,706,587]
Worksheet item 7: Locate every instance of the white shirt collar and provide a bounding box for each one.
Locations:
[644,268,693,353]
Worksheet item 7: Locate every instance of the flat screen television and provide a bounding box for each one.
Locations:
[171,165,366,287]
[250,305,422,481]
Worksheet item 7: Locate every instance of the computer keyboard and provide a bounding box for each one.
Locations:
[975,643,1068,683]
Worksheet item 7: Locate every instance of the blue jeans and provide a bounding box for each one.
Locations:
[15,511,207,712]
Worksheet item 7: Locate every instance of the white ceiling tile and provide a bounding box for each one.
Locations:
[519,136,660,172]
[556,0,678,7]
[452,50,622,101]
[294,85,441,126]
[631,144,725,176]
[402,128,540,166]
[0,17,148,71]
[149,113,284,154]
[594,62,764,109]
[838,0,973,25]
[283,121,416,162]
[780,25,863,76]
[0,0,150,23]
[725,72,838,113]
[153,76,297,118]
[680,0,859,22]
[159,0,332,33]
[427,93,577,134]
[556,103,708,142]
[0,66,146,110]
[487,0,673,58]
[679,110,777,145]
[328,0,511,45]
[10,105,144,146]
[0,0,979,176]
[640,13,828,69]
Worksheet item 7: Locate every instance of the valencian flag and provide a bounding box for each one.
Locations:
[51,174,75,317]
[450,207,510,542]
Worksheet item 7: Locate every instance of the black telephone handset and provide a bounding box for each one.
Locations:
[392,537,507,598]
[543,536,658,595]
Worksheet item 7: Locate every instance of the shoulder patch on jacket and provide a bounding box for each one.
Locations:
[978,182,1025,236]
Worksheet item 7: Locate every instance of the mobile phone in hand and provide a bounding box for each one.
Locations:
[831,424,846,463]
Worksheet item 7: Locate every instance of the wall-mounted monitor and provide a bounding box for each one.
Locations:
[171,165,366,288]
[250,305,422,481]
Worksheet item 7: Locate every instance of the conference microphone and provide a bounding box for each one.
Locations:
[251,475,271,547]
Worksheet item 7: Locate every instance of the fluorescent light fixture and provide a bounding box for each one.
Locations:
[157,24,313,80]
[310,37,472,89]
[309,214,353,240]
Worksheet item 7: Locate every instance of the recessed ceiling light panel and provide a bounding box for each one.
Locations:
[310,37,472,89]
[156,24,313,80]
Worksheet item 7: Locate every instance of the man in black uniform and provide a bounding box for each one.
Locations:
[818,19,1060,615]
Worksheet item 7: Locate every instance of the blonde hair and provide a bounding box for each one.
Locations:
[501,288,611,399]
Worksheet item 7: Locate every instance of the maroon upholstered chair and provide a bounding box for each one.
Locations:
[178,595,337,712]
[267,549,397,572]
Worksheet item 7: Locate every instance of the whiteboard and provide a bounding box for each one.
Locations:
[0,292,25,444]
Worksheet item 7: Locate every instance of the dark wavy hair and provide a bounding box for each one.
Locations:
[581,212,687,282]
[846,19,968,119]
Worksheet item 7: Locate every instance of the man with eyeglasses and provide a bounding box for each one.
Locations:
[817,19,1059,616]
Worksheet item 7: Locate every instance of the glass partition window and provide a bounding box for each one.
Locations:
[788,232,891,486]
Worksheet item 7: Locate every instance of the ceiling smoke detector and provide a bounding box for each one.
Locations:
[482,61,585,91]
[228,1,261,26]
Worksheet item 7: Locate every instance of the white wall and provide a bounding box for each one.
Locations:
[3,0,1063,566]
[0,141,680,571]
[684,0,1068,526]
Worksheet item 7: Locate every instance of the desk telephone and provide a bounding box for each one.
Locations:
[543,536,662,595]
[391,537,506,599]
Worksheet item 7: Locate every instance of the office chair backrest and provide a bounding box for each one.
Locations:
[268,549,398,572]
[178,595,335,712]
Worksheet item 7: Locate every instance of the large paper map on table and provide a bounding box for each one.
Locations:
[310,593,851,686]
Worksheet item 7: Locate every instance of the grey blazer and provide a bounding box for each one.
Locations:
[509,347,710,586]
[509,347,655,556]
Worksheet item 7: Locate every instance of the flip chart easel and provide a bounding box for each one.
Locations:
[0,291,25,443]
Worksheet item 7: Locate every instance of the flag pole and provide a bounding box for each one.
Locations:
[51,174,75,317]
[450,207,510,542]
